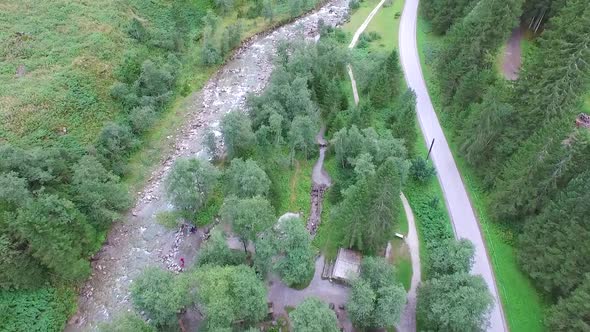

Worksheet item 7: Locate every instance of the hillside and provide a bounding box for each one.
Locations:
[0,0,209,146]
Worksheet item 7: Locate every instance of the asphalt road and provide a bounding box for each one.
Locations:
[398,1,508,331]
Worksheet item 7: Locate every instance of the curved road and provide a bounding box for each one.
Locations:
[346,5,422,331]
[398,1,508,331]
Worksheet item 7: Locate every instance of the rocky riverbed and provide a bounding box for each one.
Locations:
[65,1,349,330]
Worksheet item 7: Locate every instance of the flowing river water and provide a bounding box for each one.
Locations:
[65,1,349,330]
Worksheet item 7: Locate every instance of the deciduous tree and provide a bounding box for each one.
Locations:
[224,158,270,198]
[221,111,256,158]
[290,298,339,332]
[192,265,267,329]
[130,267,185,327]
[274,216,315,287]
[220,196,275,252]
[417,273,493,332]
[165,158,220,216]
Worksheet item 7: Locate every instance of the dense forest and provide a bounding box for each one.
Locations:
[0,0,330,330]
[422,0,590,329]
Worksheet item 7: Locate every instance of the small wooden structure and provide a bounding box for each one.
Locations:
[331,248,362,284]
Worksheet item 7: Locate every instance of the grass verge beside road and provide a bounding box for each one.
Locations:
[416,16,546,332]
[364,0,405,52]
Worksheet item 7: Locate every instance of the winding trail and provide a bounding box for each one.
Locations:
[346,3,421,330]
[307,125,332,235]
[65,1,350,330]
[399,0,508,331]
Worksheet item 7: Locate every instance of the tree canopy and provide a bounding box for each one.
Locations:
[130,267,185,327]
[347,257,406,329]
[192,265,267,330]
[333,158,406,253]
[274,216,315,287]
[165,157,220,216]
[417,273,494,332]
[220,196,276,251]
[289,298,339,332]
[224,158,271,198]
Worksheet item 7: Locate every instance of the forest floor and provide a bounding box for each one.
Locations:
[65,1,350,330]
[500,26,525,80]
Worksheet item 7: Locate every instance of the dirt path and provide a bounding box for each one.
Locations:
[501,27,524,80]
[399,0,508,331]
[346,0,386,105]
[307,125,331,235]
[397,193,421,332]
[65,2,349,330]
[348,0,388,49]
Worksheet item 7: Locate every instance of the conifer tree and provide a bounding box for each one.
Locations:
[518,172,590,297]
[422,0,478,35]
[459,83,514,174]
[546,275,590,331]
[367,50,402,108]
[334,158,403,253]
[491,128,590,222]
[436,0,523,108]
[499,0,590,160]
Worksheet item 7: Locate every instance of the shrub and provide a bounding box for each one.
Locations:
[0,288,75,332]
[129,105,157,134]
[95,122,136,175]
[410,157,436,182]
[155,211,182,230]
[127,18,149,42]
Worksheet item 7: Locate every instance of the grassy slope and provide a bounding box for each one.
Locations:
[364,0,405,52]
[0,0,130,144]
[272,158,313,219]
[416,17,546,332]
[0,0,322,194]
[341,0,382,35]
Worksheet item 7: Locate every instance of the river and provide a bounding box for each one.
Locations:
[65,1,349,330]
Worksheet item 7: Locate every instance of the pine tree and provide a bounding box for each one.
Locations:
[367,50,402,108]
[518,172,590,297]
[491,128,590,222]
[499,0,590,160]
[390,89,417,156]
[546,275,590,331]
[422,0,478,35]
[436,0,523,108]
[459,83,514,174]
[335,158,403,253]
